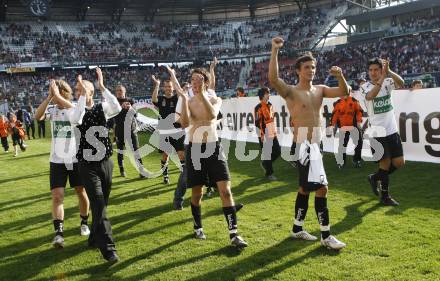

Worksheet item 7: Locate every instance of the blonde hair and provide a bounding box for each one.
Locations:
[55,80,73,101]
[81,80,95,96]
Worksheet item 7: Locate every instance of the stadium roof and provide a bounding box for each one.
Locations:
[2,0,334,22]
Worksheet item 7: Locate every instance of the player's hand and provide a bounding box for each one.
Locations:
[96,67,105,90]
[76,75,86,97]
[210,57,218,69]
[329,66,343,78]
[50,79,60,98]
[48,80,55,100]
[151,75,160,85]
[176,88,189,99]
[122,102,131,109]
[165,65,176,77]
[382,59,390,76]
[272,37,284,50]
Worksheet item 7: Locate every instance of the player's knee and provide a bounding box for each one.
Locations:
[191,189,203,202]
[380,158,391,168]
[219,188,232,200]
[316,186,328,197]
[393,158,405,169]
[191,195,202,205]
[75,187,88,199]
[52,191,64,204]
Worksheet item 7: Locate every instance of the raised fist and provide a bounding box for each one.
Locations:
[329,66,343,78]
[272,37,284,50]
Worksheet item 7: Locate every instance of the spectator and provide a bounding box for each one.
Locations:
[0,114,9,152]
[235,87,246,97]
[24,105,36,140]
[411,79,423,90]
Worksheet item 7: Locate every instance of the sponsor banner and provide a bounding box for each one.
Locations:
[6,67,36,74]
[132,95,154,109]
[15,61,51,68]
[219,88,440,163]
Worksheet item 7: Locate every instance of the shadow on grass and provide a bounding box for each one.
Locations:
[0,178,388,281]
[2,139,439,280]
[10,152,50,161]
[0,191,50,212]
[0,180,293,269]
[0,171,49,186]
[31,235,243,281]
[111,177,149,188]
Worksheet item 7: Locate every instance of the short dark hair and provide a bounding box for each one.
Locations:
[191,68,210,84]
[368,58,382,69]
[258,87,270,100]
[295,52,316,70]
[411,79,423,87]
[236,87,244,93]
[163,79,172,84]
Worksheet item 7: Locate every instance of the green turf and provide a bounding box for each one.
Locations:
[138,108,159,119]
[0,133,439,281]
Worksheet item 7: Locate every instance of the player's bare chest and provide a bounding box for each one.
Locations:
[189,99,207,117]
[295,91,322,109]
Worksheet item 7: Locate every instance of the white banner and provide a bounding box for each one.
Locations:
[218,88,440,163]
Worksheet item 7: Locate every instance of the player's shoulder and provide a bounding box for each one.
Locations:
[287,84,301,94]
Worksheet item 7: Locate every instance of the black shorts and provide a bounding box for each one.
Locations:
[371,132,404,161]
[295,143,326,192]
[186,142,230,188]
[158,133,185,154]
[50,162,83,190]
[12,132,21,146]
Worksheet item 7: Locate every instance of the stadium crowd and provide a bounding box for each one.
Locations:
[0,60,244,107]
[0,9,439,107]
[387,14,440,35]
[0,8,333,64]
[247,30,440,88]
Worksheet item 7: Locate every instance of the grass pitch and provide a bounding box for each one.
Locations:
[0,114,439,281]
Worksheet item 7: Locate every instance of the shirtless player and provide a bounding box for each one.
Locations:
[269,37,349,250]
[167,65,248,249]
